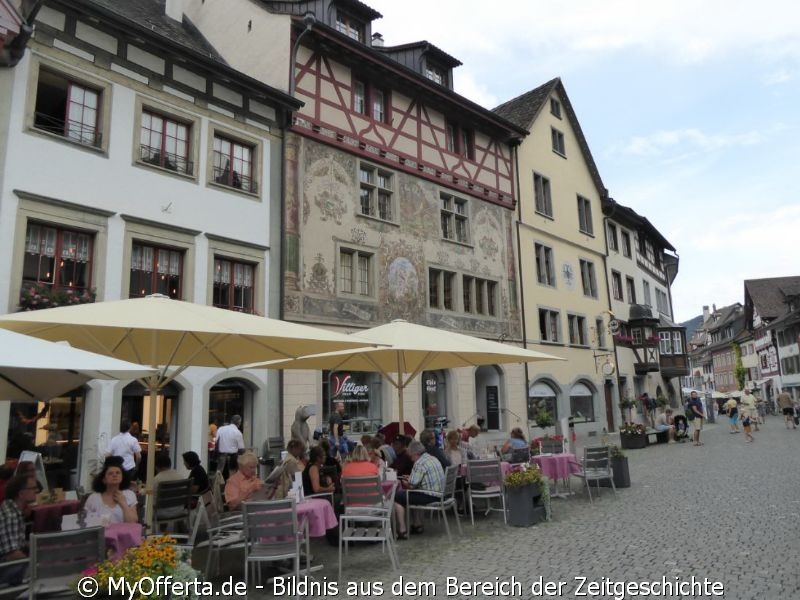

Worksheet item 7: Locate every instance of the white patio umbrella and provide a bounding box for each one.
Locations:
[0,294,376,519]
[240,319,565,427]
[0,328,157,402]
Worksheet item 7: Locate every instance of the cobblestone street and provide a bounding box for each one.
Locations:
[207,418,800,599]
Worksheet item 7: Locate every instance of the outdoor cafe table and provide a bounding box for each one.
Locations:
[105,522,143,560]
[458,461,513,479]
[532,453,580,497]
[296,497,337,537]
[30,499,80,532]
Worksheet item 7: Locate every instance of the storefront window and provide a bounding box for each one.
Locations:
[421,370,447,428]
[570,381,595,423]
[322,371,382,434]
[7,390,83,489]
[528,381,558,425]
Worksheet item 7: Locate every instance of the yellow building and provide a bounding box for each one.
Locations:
[495,78,615,438]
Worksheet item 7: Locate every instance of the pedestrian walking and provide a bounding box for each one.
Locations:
[740,389,759,431]
[742,413,755,443]
[215,414,245,479]
[777,389,796,430]
[723,397,739,433]
[686,391,706,446]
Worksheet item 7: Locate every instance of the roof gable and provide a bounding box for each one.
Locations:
[744,276,800,321]
[493,77,606,198]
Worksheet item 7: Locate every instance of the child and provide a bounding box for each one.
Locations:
[742,414,754,443]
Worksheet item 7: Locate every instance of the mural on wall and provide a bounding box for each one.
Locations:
[302,147,354,226]
[307,253,331,295]
[398,177,439,239]
[380,239,425,322]
[473,207,502,263]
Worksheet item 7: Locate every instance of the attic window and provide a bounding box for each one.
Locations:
[336,12,364,42]
[550,98,562,119]
[425,62,448,86]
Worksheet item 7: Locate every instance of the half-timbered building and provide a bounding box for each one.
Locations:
[183,0,528,438]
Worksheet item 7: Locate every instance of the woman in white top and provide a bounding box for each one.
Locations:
[84,459,139,524]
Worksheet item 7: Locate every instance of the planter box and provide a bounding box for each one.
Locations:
[599,456,631,488]
[506,484,543,527]
[620,432,647,450]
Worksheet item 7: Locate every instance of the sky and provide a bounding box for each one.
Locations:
[366,0,800,323]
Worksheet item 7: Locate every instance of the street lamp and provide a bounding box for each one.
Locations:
[288,11,316,98]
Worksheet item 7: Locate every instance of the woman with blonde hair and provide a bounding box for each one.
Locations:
[224,451,263,510]
[342,444,379,478]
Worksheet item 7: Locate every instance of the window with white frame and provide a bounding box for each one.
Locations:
[659,330,673,355]
[213,257,255,313]
[568,314,588,346]
[535,243,555,286]
[139,110,192,174]
[607,223,618,251]
[336,11,364,42]
[359,164,394,221]
[352,80,388,122]
[625,276,636,304]
[528,381,558,424]
[672,331,684,354]
[339,248,372,296]
[551,128,565,155]
[577,196,593,234]
[538,308,560,343]
[621,231,632,257]
[445,121,474,159]
[429,268,456,310]
[655,288,669,315]
[533,172,552,217]
[643,280,652,307]
[595,318,606,348]
[23,223,93,293]
[611,270,623,300]
[425,62,448,86]
[440,193,469,243]
[579,259,597,297]
[353,80,366,114]
[34,69,101,147]
[550,98,562,119]
[129,242,183,299]
[212,134,256,193]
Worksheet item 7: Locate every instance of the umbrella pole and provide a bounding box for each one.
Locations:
[144,377,159,529]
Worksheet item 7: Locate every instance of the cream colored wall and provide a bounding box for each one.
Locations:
[183,0,291,91]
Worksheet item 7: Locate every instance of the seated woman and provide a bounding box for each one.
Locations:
[302,446,336,497]
[182,450,210,495]
[367,438,387,471]
[274,440,305,500]
[654,408,675,442]
[342,445,379,479]
[501,427,529,456]
[224,451,264,510]
[444,430,466,468]
[84,457,139,524]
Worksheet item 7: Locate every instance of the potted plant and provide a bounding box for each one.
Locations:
[607,444,630,488]
[655,393,669,409]
[618,396,635,422]
[504,465,546,527]
[534,408,554,438]
[19,283,96,311]
[619,422,647,449]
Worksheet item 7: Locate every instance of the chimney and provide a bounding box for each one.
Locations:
[165,0,185,22]
[712,303,717,314]
[371,32,384,47]
[702,305,709,322]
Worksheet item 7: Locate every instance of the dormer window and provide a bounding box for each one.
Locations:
[425,62,448,86]
[336,12,364,42]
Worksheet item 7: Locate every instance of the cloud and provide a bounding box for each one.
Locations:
[615,128,766,159]
[764,68,793,85]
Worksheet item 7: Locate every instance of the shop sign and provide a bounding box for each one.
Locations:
[332,373,369,401]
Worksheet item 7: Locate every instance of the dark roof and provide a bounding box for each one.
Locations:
[63,0,300,112]
[375,41,462,68]
[493,77,606,197]
[744,276,800,321]
[493,78,558,129]
[84,0,226,64]
[260,0,382,21]
[602,197,676,252]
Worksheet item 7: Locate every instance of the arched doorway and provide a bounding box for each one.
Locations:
[474,365,502,431]
[121,381,181,482]
[421,370,448,429]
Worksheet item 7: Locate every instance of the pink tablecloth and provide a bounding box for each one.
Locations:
[30,499,80,532]
[533,453,580,481]
[297,498,337,537]
[459,461,512,478]
[105,523,143,560]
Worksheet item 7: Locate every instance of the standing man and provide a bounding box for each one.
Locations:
[0,474,38,585]
[687,391,706,446]
[108,419,142,482]
[328,402,348,458]
[777,389,796,430]
[215,415,245,479]
[739,389,759,432]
